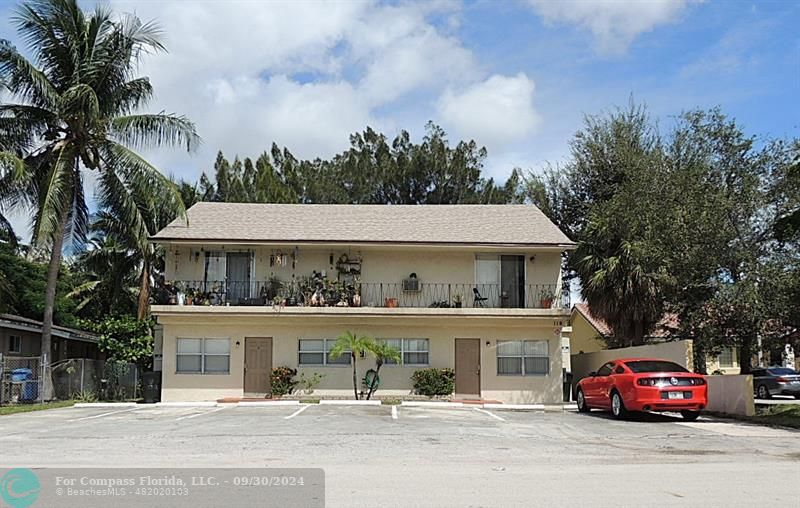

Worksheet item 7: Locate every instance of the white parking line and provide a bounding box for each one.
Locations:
[68,407,138,422]
[285,404,311,420]
[391,405,398,420]
[473,407,506,422]
[175,407,226,421]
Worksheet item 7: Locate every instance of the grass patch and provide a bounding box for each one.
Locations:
[0,400,75,416]
[300,399,320,404]
[751,405,800,429]
[380,397,401,405]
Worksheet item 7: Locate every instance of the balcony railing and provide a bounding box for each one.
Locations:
[156,280,569,310]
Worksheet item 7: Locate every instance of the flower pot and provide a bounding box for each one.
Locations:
[385,297,399,308]
[540,298,553,308]
[454,302,462,308]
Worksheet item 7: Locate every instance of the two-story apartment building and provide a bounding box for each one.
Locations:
[150,203,574,403]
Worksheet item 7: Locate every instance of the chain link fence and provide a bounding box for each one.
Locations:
[1,354,140,404]
[0,354,44,404]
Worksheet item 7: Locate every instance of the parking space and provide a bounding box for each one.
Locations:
[1,403,799,506]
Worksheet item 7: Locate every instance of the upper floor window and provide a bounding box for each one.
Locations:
[718,347,736,368]
[496,340,549,376]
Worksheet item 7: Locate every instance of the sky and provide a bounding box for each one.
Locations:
[2,0,799,237]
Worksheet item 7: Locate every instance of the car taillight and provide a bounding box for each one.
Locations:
[691,378,706,386]
[776,377,789,383]
[638,378,658,386]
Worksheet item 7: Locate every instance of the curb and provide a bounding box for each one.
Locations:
[401,401,464,408]
[237,400,301,407]
[319,400,381,406]
[483,403,545,410]
[73,402,138,408]
[155,402,218,407]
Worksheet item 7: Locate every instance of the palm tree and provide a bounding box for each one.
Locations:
[329,331,375,400]
[92,179,183,319]
[68,235,139,317]
[364,340,401,400]
[0,0,199,398]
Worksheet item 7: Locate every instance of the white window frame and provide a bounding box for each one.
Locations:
[298,339,351,367]
[8,335,21,354]
[175,337,230,375]
[496,340,550,376]
[378,339,430,366]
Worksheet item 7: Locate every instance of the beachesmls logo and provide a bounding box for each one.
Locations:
[0,468,40,508]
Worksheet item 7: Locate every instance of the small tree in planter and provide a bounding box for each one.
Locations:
[363,341,401,400]
[329,331,375,399]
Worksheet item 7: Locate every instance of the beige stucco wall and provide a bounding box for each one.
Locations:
[163,245,562,292]
[705,347,741,375]
[568,311,606,354]
[705,374,755,416]
[157,311,564,404]
[570,340,694,391]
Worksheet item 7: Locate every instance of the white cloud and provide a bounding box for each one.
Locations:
[437,73,538,148]
[527,0,698,53]
[102,0,492,177]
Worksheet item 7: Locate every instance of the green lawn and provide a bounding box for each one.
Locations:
[0,400,75,416]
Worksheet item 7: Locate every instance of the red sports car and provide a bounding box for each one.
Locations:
[576,358,707,421]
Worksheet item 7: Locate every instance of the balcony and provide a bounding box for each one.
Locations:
[155,280,569,310]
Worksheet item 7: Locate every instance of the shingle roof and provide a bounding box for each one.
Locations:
[151,203,575,247]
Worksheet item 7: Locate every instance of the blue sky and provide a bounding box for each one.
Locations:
[2,0,799,230]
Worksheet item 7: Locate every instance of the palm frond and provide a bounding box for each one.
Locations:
[110,113,200,152]
[0,39,60,109]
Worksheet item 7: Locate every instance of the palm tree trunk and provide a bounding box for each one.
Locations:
[351,352,359,400]
[41,212,68,401]
[137,261,150,320]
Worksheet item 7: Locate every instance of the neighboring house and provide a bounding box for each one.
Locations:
[150,203,575,403]
[0,314,102,361]
[566,304,740,374]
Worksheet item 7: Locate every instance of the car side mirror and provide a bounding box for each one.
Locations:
[589,371,597,377]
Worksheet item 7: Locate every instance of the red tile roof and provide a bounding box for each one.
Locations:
[572,304,678,339]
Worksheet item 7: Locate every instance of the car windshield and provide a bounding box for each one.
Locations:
[767,368,797,376]
[625,361,688,373]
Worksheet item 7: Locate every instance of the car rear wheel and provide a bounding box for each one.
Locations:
[610,391,627,420]
[577,389,589,413]
[756,384,771,399]
[680,410,700,421]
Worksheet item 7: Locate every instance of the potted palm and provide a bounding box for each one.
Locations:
[453,294,463,308]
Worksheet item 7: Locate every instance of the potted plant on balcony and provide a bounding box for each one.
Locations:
[453,294,463,308]
[539,289,555,308]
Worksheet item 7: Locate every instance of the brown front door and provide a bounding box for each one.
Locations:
[455,338,481,398]
[244,337,272,394]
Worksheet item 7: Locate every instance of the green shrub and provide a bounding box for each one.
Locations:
[270,366,298,396]
[411,368,455,396]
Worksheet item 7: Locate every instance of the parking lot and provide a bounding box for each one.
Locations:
[2,403,799,507]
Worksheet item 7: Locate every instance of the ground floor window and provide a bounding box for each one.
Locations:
[176,338,230,374]
[378,339,430,366]
[8,335,21,354]
[496,340,549,376]
[298,339,351,366]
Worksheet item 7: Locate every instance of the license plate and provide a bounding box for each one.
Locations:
[668,392,684,399]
